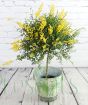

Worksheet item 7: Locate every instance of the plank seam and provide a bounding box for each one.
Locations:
[21,67,33,105]
[76,67,88,84]
[62,68,80,105]
[0,68,18,96]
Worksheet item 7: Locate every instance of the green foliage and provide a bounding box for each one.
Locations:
[16,8,80,64]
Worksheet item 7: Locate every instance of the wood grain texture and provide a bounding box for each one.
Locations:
[0,68,18,96]
[22,68,48,105]
[63,68,88,105]
[0,68,48,105]
[0,68,31,105]
[0,67,88,105]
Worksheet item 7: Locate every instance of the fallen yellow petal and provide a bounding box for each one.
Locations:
[2,60,13,66]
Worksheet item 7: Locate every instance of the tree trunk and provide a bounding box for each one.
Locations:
[46,53,49,78]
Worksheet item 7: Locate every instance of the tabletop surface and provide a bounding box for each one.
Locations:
[0,67,88,105]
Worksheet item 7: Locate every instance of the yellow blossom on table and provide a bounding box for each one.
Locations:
[11,40,22,52]
[2,60,13,66]
[48,25,53,35]
[35,3,44,18]
[58,9,67,19]
[50,4,55,16]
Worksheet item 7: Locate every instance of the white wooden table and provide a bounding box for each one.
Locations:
[0,67,88,105]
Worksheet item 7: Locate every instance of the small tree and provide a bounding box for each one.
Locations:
[11,4,80,78]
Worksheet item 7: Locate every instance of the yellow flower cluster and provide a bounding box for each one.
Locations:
[39,16,47,30]
[11,40,22,52]
[35,3,44,18]
[57,24,64,33]
[40,32,47,43]
[64,40,77,45]
[17,22,33,35]
[56,19,69,33]
[58,9,67,19]
[30,53,35,58]
[17,22,24,28]
[50,4,55,16]
[43,45,46,50]
[48,24,53,35]
[13,4,79,63]
[62,28,72,35]
[52,38,62,46]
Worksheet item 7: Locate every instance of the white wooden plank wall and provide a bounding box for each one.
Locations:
[0,0,88,67]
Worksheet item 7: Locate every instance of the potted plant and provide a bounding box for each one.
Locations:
[11,4,80,102]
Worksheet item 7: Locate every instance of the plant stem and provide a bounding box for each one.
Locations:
[46,53,49,78]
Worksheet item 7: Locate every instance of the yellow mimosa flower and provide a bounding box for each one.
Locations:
[30,53,34,58]
[17,22,24,28]
[63,26,73,35]
[33,43,36,47]
[40,33,44,39]
[43,37,47,43]
[39,24,45,30]
[56,38,60,42]
[42,20,47,27]
[11,40,22,52]
[50,4,55,16]
[57,24,64,32]
[61,19,69,27]
[35,3,44,18]
[35,32,38,37]
[62,29,72,35]
[52,42,57,46]
[57,19,69,33]
[39,16,47,30]
[64,40,77,45]
[43,45,46,50]
[24,36,30,40]
[59,41,62,45]
[58,9,67,19]
[48,25,53,35]
[40,16,45,21]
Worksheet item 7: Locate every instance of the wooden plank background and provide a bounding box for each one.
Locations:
[0,0,88,67]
